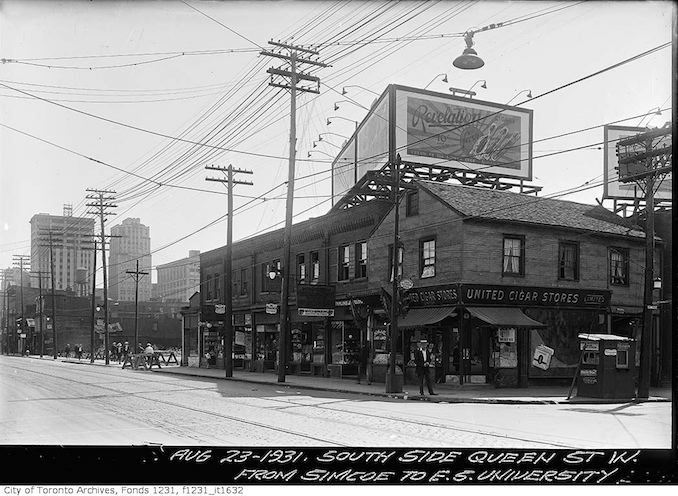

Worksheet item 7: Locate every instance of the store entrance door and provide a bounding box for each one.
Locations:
[460,325,490,384]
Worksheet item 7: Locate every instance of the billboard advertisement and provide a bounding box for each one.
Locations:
[603,125,672,201]
[331,136,357,203]
[395,86,533,179]
[356,94,390,180]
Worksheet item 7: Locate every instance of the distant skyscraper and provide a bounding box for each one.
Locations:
[30,207,95,295]
[156,250,200,303]
[109,218,151,302]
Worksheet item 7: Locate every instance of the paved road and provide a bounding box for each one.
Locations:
[0,356,670,447]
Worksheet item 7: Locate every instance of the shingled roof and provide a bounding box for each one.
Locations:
[417,180,646,239]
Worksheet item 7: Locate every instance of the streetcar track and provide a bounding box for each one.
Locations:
[1,359,347,446]
[4,358,573,447]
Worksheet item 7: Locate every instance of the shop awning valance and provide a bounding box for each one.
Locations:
[398,307,457,328]
[466,307,546,328]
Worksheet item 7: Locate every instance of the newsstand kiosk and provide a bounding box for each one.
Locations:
[576,334,636,399]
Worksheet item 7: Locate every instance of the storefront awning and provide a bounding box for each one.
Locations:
[466,307,546,328]
[398,307,457,328]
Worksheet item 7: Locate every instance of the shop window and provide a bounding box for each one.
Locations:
[406,190,419,216]
[420,237,436,278]
[240,268,248,296]
[609,247,629,286]
[502,235,524,276]
[297,253,306,282]
[558,242,579,281]
[232,270,238,296]
[388,244,404,282]
[582,351,599,365]
[338,245,350,281]
[616,349,629,369]
[311,251,320,282]
[355,242,367,279]
[261,262,270,292]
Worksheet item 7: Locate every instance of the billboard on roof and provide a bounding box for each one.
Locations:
[394,86,533,180]
[603,125,672,201]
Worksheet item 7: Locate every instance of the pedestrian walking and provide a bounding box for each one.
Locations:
[64,343,71,358]
[144,342,154,366]
[414,340,437,396]
[75,344,82,360]
[116,342,123,363]
[122,341,130,362]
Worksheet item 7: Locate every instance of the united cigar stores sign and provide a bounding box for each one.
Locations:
[407,283,610,308]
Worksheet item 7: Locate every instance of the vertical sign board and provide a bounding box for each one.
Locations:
[356,93,390,181]
[394,85,533,180]
[603,125,672,201]
[331,138,357,205]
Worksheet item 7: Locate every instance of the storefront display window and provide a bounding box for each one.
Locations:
[256,324,278,365]
[331,321,359,364]
[526,308,599,377]
[313,326,325,363]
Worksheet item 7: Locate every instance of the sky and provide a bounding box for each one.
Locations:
[0,0,673,284]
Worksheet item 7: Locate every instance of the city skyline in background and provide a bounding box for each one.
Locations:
[0,1,673,287]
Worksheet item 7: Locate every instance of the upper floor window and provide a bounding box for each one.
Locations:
[240,268,248,296]
[311,251,320,282]
[609,247,629,286]
[388,244,404,282]
[297,254,306,282]
[406,190,419,216]
[214,273,221,301]
[261,262,271,292]
[420,238,436,278]
[502,235,524,276]
[558,242,579,281]
[355,242,367,279]
[338,245,350,281]
[205,274,212,300]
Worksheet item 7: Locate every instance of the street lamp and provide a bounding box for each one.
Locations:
[314,140,340,149]
[452,32,484,70]
[327,116,358,127]
[423,73,448,89]
[318,132,348,141]
[307,150,334,159]
[342,85,379,96]
[468,80,487,93]
[506,89,532,105]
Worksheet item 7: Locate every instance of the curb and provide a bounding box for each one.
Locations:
[23,356,671,405]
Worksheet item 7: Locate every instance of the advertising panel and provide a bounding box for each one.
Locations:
[603,125,672,201]
[356,95,390,180]
[395,86,533,179]
[331,137,357,204]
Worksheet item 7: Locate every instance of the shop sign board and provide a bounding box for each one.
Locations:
[460,284,610,308]
[215,304,225,315]
[19,333,26,338]
[581,341,600,351]
[580,369,597,376]
[407,283,459,307]
[604,348,617,356]
[498,328,516,343]
[532,344,554,370]
[395,85,533,180]
[298,308,335,317]
[296,284,336,317]
[265,303,278,315]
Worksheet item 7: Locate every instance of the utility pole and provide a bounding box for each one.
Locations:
[126,259,149,354]
[89,239,97,364]
[30,270,49,358]
[616,122,672,399]
[12,255,30,355]
[262,40,328,383]
[38,230,59,359]
[206,164,253,377]
[86,189,117,365]
[0,272,6,355]
[387,154,404,394]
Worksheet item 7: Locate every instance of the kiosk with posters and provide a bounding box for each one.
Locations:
[576,333,636,399]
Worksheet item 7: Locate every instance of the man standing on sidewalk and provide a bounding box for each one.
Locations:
[414,340,437,396]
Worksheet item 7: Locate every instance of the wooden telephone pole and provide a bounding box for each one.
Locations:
[126,259,149,355]
[86,189,117,365]
[262,40,328,383]
[206,164,253,377]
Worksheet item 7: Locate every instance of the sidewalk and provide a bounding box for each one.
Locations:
[31,355,672,405]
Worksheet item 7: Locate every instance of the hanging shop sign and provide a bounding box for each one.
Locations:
[215,304,225,315]
[265,303,278,315]
[532,344,554,370]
